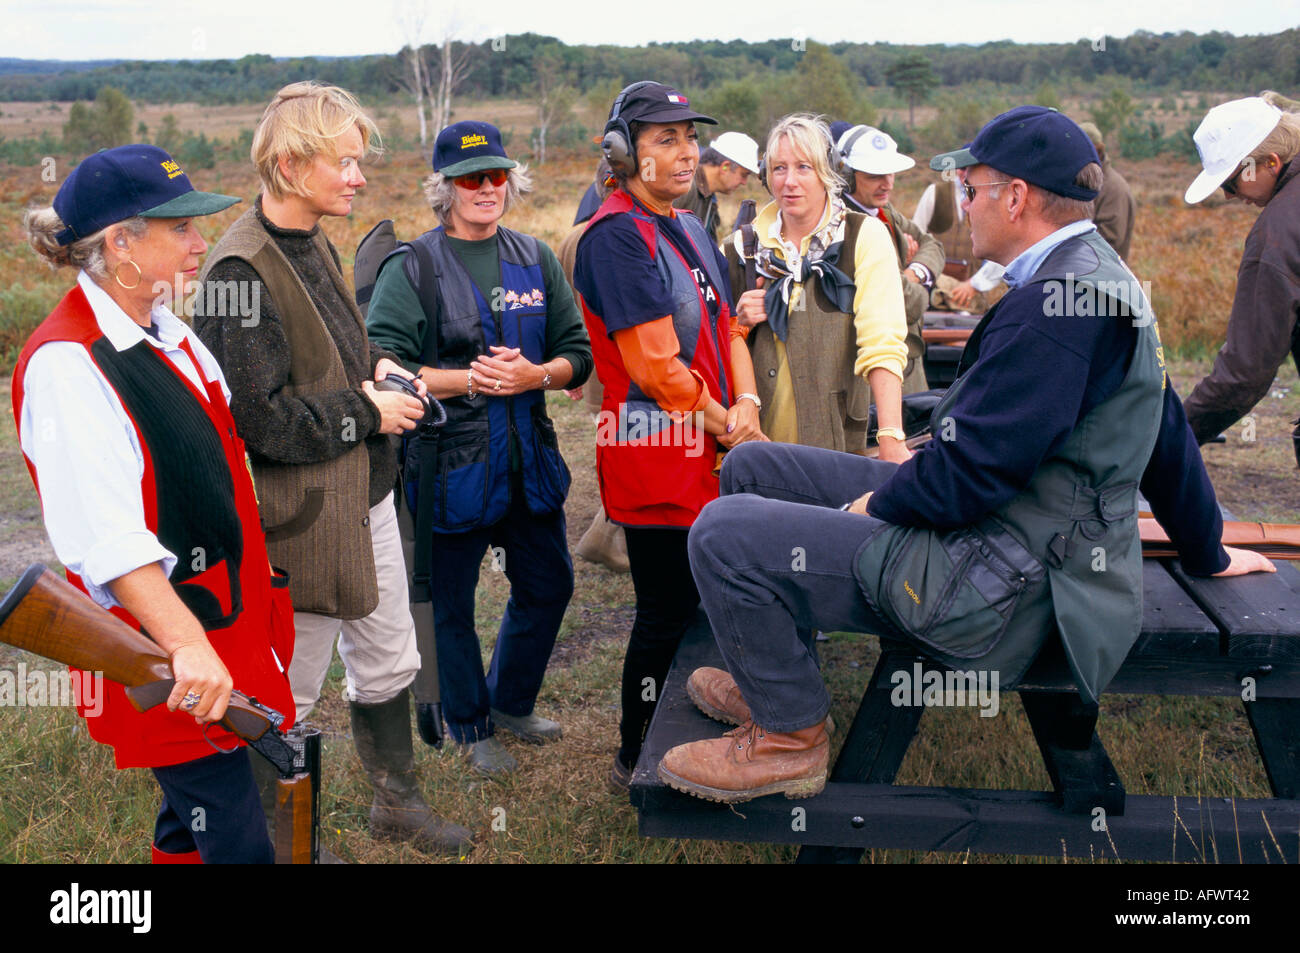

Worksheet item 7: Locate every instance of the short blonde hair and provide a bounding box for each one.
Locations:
[422,166,533,227]
[764,114,841,198]
[1247,112,1300,167]
[252,82,382,200]
[24,206,147,280]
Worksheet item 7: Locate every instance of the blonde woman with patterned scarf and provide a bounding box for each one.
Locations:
[726,114,910,462]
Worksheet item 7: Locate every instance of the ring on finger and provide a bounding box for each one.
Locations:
[179,690,202,712]
[494,379,502,391]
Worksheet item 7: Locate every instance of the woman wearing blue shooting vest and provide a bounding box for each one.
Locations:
[572,82,766,790]
[367,121,592,776]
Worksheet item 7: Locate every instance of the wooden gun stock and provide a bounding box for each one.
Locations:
[0,564,322,863]
[1140,518,1300,560]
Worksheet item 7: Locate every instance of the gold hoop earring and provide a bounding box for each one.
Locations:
[114,260,142,290]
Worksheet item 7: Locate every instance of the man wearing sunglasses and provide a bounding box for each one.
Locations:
[659,106,1271,805]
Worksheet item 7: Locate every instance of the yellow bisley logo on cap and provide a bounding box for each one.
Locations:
[160,159,184,179]
[460,134,488,150]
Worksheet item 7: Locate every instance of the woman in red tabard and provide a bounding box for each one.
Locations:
[15,145,294,863]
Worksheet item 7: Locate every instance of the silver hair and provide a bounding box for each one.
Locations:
[422,165,533,227]
[24,206,149,280]
[985,163,1102,224]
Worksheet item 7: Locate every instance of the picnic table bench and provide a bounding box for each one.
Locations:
[629,555,1300,863]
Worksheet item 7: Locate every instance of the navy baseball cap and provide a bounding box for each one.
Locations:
[828,120,853,144]
[53,144,239,246]
[433,121,517,177]
[929,106,1100,201]
[615,82,716,126]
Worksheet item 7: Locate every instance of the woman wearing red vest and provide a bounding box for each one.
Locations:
[573,83,766,789]
[14,145,295,863]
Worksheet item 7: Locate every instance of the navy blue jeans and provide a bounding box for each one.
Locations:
[687,441,897,733]
[428,490,573,744]
[151,748,272,864]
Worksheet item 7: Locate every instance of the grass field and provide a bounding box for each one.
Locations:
[0,124,1293,864]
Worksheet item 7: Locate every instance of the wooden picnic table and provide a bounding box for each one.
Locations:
[629,554,1300,863]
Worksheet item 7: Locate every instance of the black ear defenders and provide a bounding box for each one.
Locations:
[374,374,447,430]
[601,80,657,180]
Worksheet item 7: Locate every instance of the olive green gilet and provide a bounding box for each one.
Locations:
[729,213,873,453]
[199,207,378,619]
[855,231,1164,702]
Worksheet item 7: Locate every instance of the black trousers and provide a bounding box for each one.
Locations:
[151,748,272,864]
[618,526,701,768]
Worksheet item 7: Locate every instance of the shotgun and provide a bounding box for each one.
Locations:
[0,563,320,863]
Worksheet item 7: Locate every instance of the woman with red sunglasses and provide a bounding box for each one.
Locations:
[367,120,592,777]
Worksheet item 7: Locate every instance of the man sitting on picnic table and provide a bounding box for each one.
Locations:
[658,106,1275,805]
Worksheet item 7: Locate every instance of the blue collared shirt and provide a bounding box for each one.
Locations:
[1001,219,1097,289]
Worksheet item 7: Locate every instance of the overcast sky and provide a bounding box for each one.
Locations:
[4,0,1295,61]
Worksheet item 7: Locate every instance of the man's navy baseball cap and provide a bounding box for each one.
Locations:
[433,121,517,177]
[929,106,1100,201]
[615,82,716,126]
[53,144,239,246]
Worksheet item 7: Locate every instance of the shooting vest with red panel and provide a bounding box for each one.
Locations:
[12,286,296,769]
[578,190,733,527]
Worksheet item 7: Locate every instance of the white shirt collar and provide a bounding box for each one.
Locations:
[77,270,188,352]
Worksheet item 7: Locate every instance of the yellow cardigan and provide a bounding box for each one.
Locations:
[734,198,907,444]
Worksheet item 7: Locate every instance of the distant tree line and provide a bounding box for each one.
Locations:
[0,29,1294,107]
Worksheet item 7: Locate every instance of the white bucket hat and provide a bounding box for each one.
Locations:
[710,131,760,174]
[837,125,916,175]
[1185,97,1283,204]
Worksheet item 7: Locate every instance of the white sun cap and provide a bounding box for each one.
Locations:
[1185,97,1283,204]
[710,131,760,174]
[837,125,916,175]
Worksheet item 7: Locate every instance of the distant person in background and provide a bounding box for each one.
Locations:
[1181,94,1300,453]
[912,173,1006,311]
[673,131,760,244]
[572,157,613,227]
[837,124,943,393]
[558,158,630,573]
[1077,121,1136,261]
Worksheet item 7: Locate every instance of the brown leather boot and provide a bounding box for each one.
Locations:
[686,667,834,735]
[657,721,829,804]
[686,666,752,725]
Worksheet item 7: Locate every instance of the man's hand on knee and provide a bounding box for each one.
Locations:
[846,491,873,515]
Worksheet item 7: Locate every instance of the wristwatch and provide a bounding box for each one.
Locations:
[876,426,906,442]
[541,369,553,389]
[735,392,762,411]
